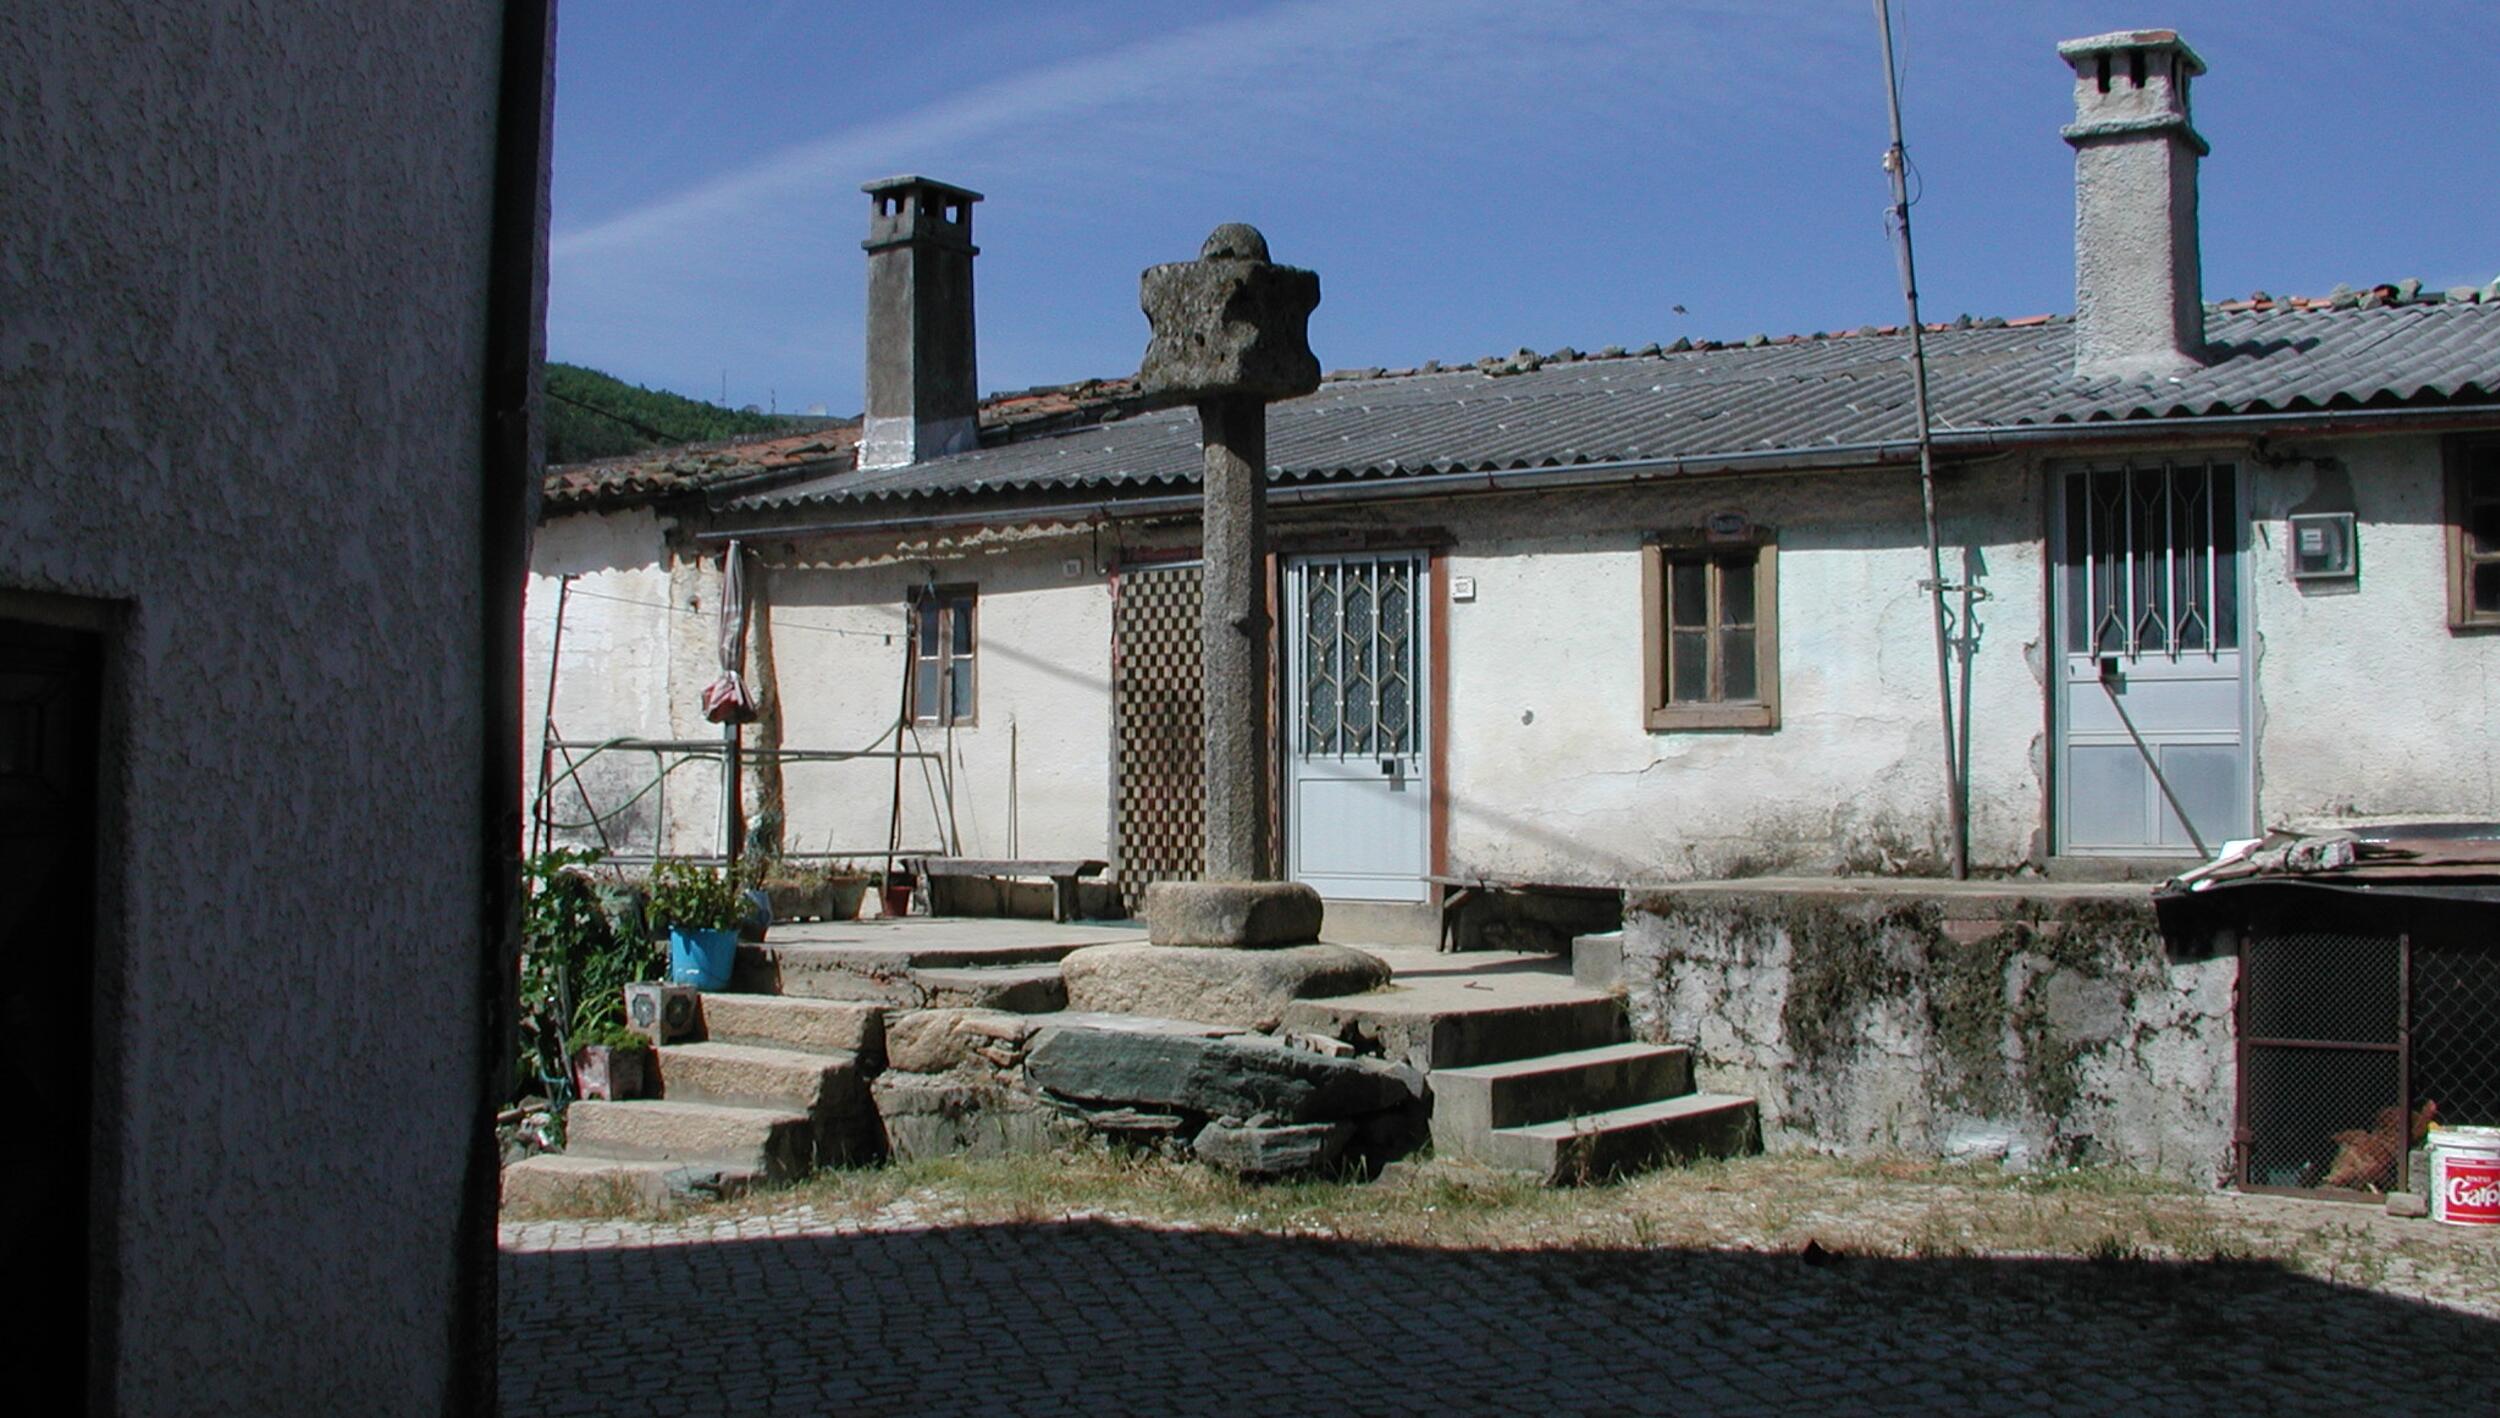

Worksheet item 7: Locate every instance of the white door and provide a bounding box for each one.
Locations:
[2055,460,2251,856]
[1285,552,1429,901]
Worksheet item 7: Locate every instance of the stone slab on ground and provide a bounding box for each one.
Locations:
[652,1041,867,1117]
[563,1098,820,1182]
[870,1072,1079,1162]
[1429,1042,1692,1151]
[500,1154,759,1212]
[696,993,884,1063]
[883,1007,1040,1074]
[1060,940,1388,1029]
[1279,952,1626,1071]
[1493,1092,1761,1184]
[1142,880,1325,948]
[1024,1023,1421,1122]
[1191,1118,1354,1178]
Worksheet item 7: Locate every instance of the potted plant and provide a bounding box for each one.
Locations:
[646,859,748,990]
[518,848,663,1103]
[569,1021,652,1102]
[757,854,874,923]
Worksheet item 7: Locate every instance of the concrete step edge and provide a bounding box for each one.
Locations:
[1496,1092,1756,1142]
[1430,1041,1688,1082]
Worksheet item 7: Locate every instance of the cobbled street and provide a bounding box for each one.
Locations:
[502,1200,2497,1416]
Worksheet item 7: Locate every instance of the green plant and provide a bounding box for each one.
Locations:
[571,1021,651,1054]
[646,859,748,934]
[518,849,662,1095]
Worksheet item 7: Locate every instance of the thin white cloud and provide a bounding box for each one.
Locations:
[551,0,1858,401]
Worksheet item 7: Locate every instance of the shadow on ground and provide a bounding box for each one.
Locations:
[501,1218,2494,1416]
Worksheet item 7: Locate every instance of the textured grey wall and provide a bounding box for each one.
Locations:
[1,4,509,1410]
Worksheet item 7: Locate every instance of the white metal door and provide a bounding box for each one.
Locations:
[1285,552,1429,901]
[2054,460,2251,856]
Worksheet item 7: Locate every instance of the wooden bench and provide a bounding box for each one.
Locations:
[1428,873,1622,953]
[905,857,1110,923]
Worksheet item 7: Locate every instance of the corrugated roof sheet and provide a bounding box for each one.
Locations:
[721,299,2500,515]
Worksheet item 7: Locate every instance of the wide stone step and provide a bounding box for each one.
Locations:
[655,1041,867,1116]
[698,993,884,1064]
[738,944,1067,1012]
[735,940,1080,995]
[1279,986,1625,1071]
[564,1099,819,1182]
[911,965,1067,1012]
[501,1154,761,1213]
[1489,1093,1760,1184]
[1429,1042,1692,1154]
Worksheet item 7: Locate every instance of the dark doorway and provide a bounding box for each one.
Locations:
[0,617,103,1398]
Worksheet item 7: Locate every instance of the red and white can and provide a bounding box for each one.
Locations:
[2427,1126,2500,1226]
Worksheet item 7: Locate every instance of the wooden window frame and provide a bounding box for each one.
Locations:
[1642,530,1779,730]
[907,584,978,725]
[2447,436,2500,631]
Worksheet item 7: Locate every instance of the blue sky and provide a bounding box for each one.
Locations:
[550,1,2496,417]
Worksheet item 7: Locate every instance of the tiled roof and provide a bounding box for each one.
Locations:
[719,292,2500,518]
[539,377,1159,511]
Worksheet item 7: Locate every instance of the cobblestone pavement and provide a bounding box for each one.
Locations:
[502,1202,2498,1416]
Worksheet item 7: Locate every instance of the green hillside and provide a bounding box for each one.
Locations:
[544,363,809,464]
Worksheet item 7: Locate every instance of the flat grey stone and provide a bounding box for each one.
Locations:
[1024,1024,1420,1123]
[1193,1119,1353,1178]
[1060,940,1387,1030]
[1142,880,1325,948]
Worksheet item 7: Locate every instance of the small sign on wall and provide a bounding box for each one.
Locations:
[1450,576,1477,602]
[2288,512,2357,581]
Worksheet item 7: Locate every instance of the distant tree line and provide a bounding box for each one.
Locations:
[543,362,807,464]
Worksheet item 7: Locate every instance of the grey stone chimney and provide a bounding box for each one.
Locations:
[859,175,982,470]
[2058,30,2207,380]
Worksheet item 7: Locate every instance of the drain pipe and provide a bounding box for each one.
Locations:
[1876,0,1969,879]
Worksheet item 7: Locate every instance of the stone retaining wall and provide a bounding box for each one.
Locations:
[1618,883,2235,1183]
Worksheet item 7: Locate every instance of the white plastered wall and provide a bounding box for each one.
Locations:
[1431,468,2048,883]
[2244,433,2500,823]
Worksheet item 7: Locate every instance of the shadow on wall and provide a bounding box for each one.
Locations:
[500,1219,2497,1413]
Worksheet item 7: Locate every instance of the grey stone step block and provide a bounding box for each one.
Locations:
[734,941,1079,996]
[1489,1093,1760,1184]
[500,1154,760,1213]
[655,1041,867,1118]
[1279,991,1626,1071]
[697,993,884,1064]
[909,965,1067,1012]
[1429,1042,1693,1153]
[564,1099,818,1183]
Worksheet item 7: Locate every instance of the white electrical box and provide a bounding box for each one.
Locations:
[1450,576,1477,602]
[2288,512,2357,581]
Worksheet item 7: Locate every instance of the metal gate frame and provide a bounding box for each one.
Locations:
[2236,928,2412,1201]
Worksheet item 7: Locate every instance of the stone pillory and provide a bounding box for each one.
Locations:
[1138,223,1322,405]
[1134,223,1327,949]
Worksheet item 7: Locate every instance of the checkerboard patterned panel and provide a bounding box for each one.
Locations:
[1113,563,1205,914]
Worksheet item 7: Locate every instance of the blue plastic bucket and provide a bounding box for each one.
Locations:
[668,925,739,990]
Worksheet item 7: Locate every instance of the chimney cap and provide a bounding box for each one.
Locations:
[860,174,985,204]
[2056,28,2206,74]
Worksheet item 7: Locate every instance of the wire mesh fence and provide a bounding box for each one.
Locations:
[2238,921,2500,1198]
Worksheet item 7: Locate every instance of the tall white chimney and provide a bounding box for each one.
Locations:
[2059,30,2207,381]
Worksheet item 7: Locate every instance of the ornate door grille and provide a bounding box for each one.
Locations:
[1293,556,1419,759]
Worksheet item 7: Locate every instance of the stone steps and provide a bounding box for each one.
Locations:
[696,993,885,1064]
[1280,982,1626,1071]
[500,1153,763,1212]
[1489,1093,1761,1184]
[736,943,1069,1012]
[656,1041,867,1114]
[564,1098,822,1183]
[1428,1041,1691,1145]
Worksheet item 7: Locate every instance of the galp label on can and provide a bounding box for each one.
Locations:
[2441,1157,2500,1224]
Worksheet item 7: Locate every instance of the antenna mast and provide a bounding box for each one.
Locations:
[1874,0,1969,879]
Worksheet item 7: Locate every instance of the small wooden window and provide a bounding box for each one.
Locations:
[2449,438,2500,630]
[1643,531,1778,730]
[907,585,976,724]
